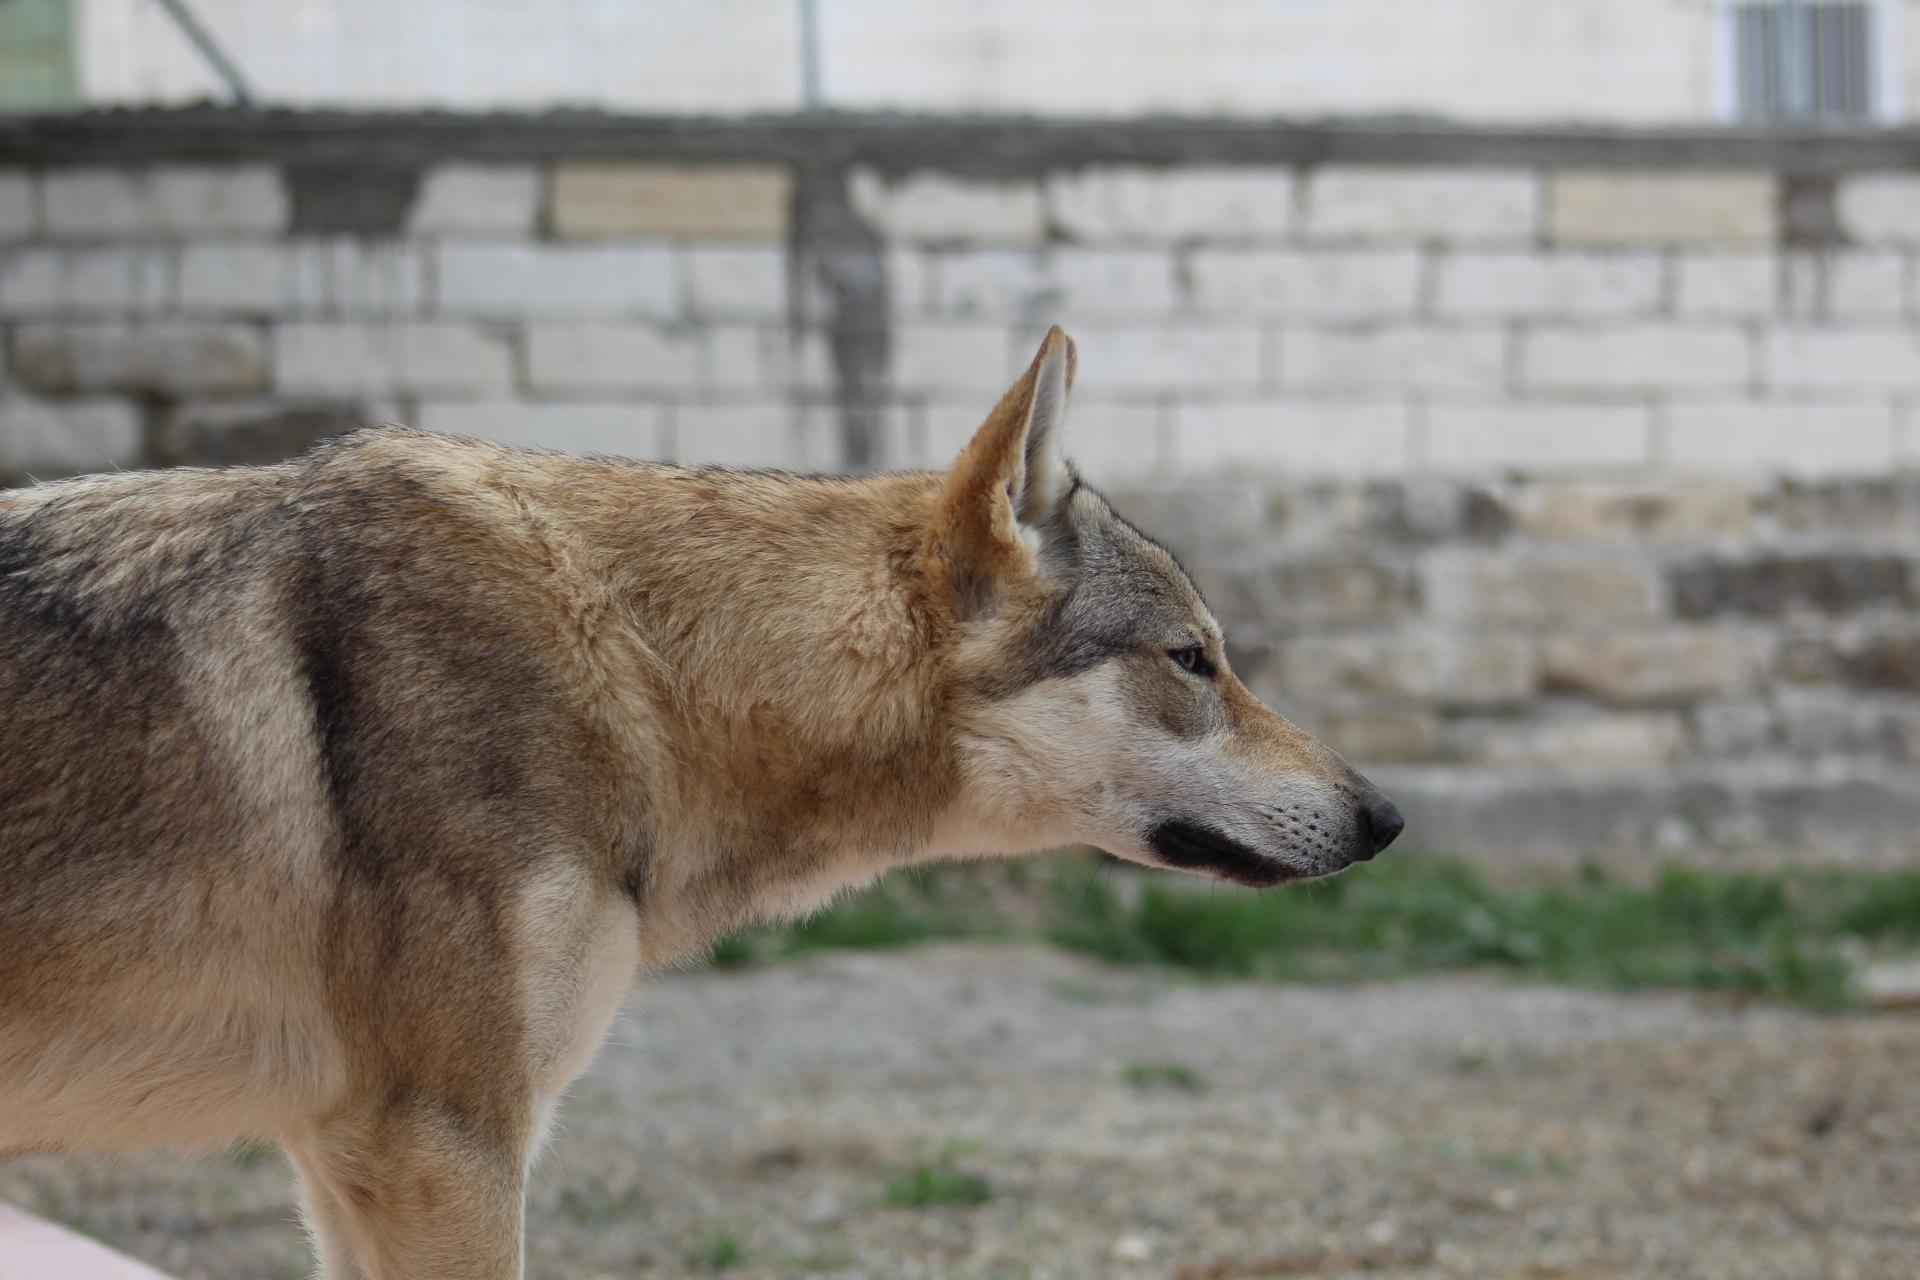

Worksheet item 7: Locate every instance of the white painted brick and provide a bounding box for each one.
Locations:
[1048,166,1294,240]
[1781,251,1906,320]
[416,400,665,458]
[1066,325,1263,392]
[0,248,172,314]
[1056,402,1165,480]
[1520,325,1751,393]
[434,243,676,316]
[1049,249,1180,314]
[1673,254,1777,318]
[849,169,1043,242]
[930,251,1049,316]
[672,401,839,470]
[1763,328,1920,393]
[920,399,1162,477]
[0,175,35,239]
[176,244,284,311]
[885,248,932,314]
[851,403,918,471]
[763,327,899,396]
[686,245,787,317]
[1664,404,1896,475]
[389,324,515,395]
[0,396,143,475]
[1305,167,1537,241]
[408,165,542,235]
[891,324,1015,392]
[275,322,514,396]
[296,241,423,314]
[771,330,840,394]
[1432,252,1661,318]
[1899,408,1920,464]
[933,248,1177,317]
[919,401,990,465]
[1170,401,1412,475]
[702,326,771,390]
[42,166,288,237]
[1186,249,1421,318]
[1825,252,1906,319]
[10,323,265,393]
[798,247,929,322]
[1424,404,1654,471]
[1278,326,1505,393]
[525,323,701,392]
[178,241,424,314]
[1835,174,1920,244]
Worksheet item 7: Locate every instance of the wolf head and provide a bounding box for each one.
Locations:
[927,327,1402,887]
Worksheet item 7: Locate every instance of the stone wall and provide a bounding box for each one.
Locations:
[2,111,1916,865]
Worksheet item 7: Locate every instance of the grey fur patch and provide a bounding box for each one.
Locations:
[991,484,1217,697]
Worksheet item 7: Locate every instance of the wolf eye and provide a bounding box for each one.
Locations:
[1169,645,1213,677]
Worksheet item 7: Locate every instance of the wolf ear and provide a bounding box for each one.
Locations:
[936,326,1077,586]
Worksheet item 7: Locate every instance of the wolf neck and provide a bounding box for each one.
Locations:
[554,462,977,965]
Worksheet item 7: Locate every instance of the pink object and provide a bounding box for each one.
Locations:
[0,1204,173,1280]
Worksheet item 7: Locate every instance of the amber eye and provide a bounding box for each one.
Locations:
[1169,645,1213,677]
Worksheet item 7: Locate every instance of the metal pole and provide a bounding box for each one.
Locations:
[150,0,255,107]
[799,0,824,111]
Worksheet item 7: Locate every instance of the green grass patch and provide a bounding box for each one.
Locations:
[773,1251,858,1272]
[688,1228,749,1270]
[1118,1061,1207,1093]
[1046,857,1920,1009]
[705,853,1920,1010]
[555,1181,647,1225]
[881,1151,993,1208]
[1430,1139,1574,1176]
[709,865,1010,968]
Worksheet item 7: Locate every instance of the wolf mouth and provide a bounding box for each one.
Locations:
[1146,820,1295,887]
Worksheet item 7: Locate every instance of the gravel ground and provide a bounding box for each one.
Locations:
[5,943,1917,1279]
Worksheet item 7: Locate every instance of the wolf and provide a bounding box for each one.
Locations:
[0,328,1401,1278]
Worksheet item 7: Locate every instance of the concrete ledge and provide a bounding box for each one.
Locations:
[1375,764,1920,870]
[8,109,1920,174]
[0,1205,171,1280]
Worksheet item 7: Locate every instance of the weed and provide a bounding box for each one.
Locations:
[689,1228,749,1270]
[1118,1061,1207,1092]
[775,1251,858,1272]
[557,1182,647,1225]
[881,1151,992,1208]
[1431,1139,1574,1176]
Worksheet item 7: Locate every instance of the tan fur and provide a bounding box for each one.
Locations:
[0,329,1397,1278]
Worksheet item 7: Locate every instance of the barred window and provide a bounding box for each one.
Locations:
[1731,0,1879,122]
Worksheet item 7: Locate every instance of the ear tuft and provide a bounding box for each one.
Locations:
[937,327,1079,584]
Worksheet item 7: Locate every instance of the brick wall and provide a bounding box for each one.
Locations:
[2,112,1915,865]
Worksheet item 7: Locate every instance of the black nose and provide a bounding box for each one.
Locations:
[1355,788,1404,860]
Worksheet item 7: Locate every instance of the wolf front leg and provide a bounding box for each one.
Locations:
[286,1142,372,1280]
[291,1099,530,1280]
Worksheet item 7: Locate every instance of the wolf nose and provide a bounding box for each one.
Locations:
[1355,788,1404,860]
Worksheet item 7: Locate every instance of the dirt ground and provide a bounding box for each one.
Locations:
[5,943,1917,1279]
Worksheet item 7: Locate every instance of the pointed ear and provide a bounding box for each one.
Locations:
[936,326,1078,585]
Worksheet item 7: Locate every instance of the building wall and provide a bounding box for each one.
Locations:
[66,0,1913,124]
[2,114,1916,865]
